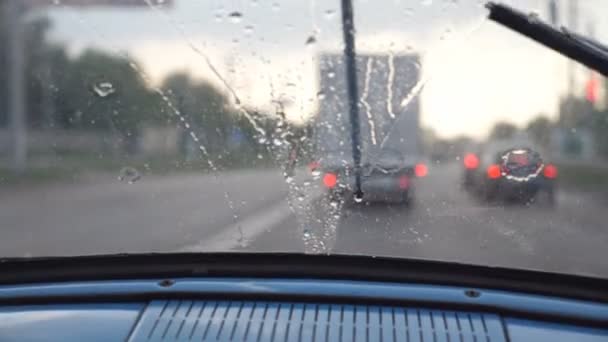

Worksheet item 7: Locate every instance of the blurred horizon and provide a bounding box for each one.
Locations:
[31,0,604,139]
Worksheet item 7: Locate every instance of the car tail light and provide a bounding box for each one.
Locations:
[398,175,410,190]
[414,163,428,177]
[543,164,558,179]
[464,153,479,169]
[487,164,502,179]
[323,172,337,188]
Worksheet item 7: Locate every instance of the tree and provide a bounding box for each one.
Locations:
[526,116,553,148]
[489,121,518,140]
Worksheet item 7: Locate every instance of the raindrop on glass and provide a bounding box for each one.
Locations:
[93,82,115,98]
[303,229,312,239]
[228,11,243,23]
[118,167,141,184]
[421,0,432,6]
[353,193,363,203]
[305,35,317,46]
[327,72,336,79]
[527,11,540,23]
[311,169,321,179]
[271,2,280,11]
[324,9,336,19]
[273,138,283,146]
[316,91,326,100]
[244,25,254,35]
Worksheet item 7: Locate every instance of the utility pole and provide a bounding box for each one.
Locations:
[5,0,27,172]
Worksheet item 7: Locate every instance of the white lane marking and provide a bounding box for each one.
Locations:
[179,173,322,252]
[178,199,293,252]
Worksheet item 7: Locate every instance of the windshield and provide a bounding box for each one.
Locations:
[2,0,608,279]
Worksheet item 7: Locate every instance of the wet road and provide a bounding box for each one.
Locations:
[1,163,607,279]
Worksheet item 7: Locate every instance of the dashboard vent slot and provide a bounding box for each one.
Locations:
[129,300,506,341]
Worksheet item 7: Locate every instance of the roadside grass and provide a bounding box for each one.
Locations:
[557,163,608,195]
[0,151,277,186]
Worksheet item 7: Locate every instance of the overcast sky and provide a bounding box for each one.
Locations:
[35,0,607,138]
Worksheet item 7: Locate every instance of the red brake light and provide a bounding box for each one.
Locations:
[487,164,502,179]
[414,163,428,177]
[543,164,558,179]
[323,172,337,188]
[398,175,410,189]
[463,153,479,169]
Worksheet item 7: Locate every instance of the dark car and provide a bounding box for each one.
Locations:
[319,149,427,206]
[462,147,557,205]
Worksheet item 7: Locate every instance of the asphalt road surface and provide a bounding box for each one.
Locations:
[2,162,607,279]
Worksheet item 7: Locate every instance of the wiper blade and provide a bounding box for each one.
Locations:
[486,2,608,77]
[340,0,363,200]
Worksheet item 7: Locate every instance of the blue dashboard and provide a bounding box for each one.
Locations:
[0,278,607,341]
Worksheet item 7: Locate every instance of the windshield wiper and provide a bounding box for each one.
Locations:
[340,0,363,200]
[486,2,608,77]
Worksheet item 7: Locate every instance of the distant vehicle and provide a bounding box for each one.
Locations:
[312,53,426,205]
[462,146,557,205]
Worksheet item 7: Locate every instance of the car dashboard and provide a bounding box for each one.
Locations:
[1,278,607,341]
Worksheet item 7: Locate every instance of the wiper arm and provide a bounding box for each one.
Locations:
[486,2,608,77]
[340,0,364,200]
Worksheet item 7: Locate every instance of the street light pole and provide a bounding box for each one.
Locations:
[5,0,27,172]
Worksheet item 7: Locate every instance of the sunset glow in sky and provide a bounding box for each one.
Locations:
[41,0,605,138]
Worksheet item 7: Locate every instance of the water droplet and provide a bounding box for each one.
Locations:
[244,25,254,35]
[303,229,312,239]
[271,2,280,11]
[311,169,321,179]
[258,136,268,144]
[527,11,540,23]
[118,167,141,184]
[327,72,336,79]
[93,82,115,98]
[228,11,243,23]
[422,0,432,6]
[305,35,317,46]
[257,153,264,159]
[324,9,336,19]
[353,192,363,203]
[273,138,283,146]
[285,176,294,184]
[316,91,326,100]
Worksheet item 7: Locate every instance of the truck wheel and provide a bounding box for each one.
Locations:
[400,191,414,208]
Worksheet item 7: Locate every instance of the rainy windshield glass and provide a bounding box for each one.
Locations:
[1,0,608,279]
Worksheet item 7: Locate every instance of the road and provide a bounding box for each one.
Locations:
[1,163,607,279]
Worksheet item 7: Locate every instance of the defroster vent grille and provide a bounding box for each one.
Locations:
[129,300,506,342]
